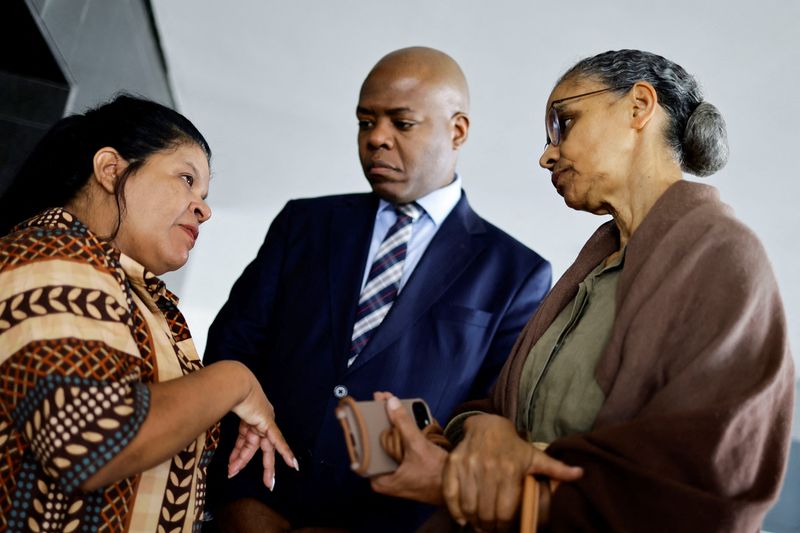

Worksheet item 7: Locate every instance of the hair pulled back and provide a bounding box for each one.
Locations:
[0,94,210,235]
[560,49,728,177]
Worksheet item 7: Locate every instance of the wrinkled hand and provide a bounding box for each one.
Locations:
[369,392,447,505]
[227,377,298,490]
[443,414,582,531]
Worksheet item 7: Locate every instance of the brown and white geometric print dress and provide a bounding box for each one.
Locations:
[0,208,219,532]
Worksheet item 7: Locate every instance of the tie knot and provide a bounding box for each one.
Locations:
[395,202,422,222]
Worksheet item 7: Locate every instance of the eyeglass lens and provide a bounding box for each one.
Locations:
[547,107,561,147]
[544,86,629,148]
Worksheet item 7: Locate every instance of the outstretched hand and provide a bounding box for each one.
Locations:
[227,379,298,490]
[443,414,582,531]
[369,392,447,505]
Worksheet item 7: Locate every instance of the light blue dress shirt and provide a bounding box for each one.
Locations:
[360,175,463,292]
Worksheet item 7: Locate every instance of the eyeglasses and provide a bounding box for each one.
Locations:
[545,86,628,147]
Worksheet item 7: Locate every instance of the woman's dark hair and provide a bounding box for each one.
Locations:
[559,49,728,177]
[0,94,211,236]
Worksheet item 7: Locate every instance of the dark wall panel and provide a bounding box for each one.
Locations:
[0,1,70,196]
[32,0,174,113]
[1,0,173,198]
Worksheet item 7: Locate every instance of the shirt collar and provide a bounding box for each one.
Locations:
[377,174,462,226]
[20,207,180,312]
[14,207,178,311]
[119,253,180,312]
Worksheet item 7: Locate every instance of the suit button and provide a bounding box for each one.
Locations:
[333,385,348,398]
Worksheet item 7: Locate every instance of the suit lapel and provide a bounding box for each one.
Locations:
[328,195,379,362]
[347,194,487,373]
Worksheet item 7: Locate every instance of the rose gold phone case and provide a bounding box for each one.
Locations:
[335,397,432,477]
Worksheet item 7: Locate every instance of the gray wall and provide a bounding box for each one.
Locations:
[29,0,173,113]
[1,0,174,210]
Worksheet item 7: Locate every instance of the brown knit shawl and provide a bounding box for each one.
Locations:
[491,180,794,532]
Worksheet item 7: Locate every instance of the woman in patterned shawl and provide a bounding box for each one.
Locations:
[0,95,297,532]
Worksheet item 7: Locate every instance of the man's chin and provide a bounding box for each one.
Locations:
[369,182,412,204]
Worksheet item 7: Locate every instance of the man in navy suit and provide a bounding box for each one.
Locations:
[203,47,551,532]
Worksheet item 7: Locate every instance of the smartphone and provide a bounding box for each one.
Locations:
[335,397,433,477]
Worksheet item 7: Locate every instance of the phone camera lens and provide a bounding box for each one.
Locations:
[412,401,431,429]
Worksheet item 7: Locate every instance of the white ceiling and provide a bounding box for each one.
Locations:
[152,0,800,368]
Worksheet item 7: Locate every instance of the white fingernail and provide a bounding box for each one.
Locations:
[270,475,276,491]
[387,397,401,410]
[351,462,359,471]
[292,458,300,471]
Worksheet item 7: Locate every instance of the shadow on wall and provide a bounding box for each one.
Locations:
[763,379,800,533]
[764,441,800,532]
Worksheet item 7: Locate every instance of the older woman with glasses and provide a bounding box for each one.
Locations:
[369,49,794,532]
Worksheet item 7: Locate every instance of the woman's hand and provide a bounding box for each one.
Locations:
[443,414,582,531]
[369,392,447,505]
[227,372,298,490]
[80,360,297,493]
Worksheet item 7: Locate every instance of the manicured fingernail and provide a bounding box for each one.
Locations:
[456,518,467,527]
[351,462,359,471]
[387,396,401,410]
[292,458,300,471]
[270,475,276,491]
[228,467,239,479]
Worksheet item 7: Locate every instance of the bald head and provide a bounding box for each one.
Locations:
[356,47,471,204]
[361,47,470,115]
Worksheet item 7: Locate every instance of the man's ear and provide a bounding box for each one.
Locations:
[91,147,127,194]
[451,112,470,149]
[630,81,658,130]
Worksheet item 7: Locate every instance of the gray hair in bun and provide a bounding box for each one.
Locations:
[559,49,729,177]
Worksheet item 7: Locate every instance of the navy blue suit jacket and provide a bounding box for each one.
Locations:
[203,192,551,531]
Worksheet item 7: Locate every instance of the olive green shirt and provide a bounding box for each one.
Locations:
[444,251,625,446]
[517,250,625,443]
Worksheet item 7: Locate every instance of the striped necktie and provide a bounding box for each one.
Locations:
[348,202,423,367]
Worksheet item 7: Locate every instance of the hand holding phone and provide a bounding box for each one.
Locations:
[335,396,433,477]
